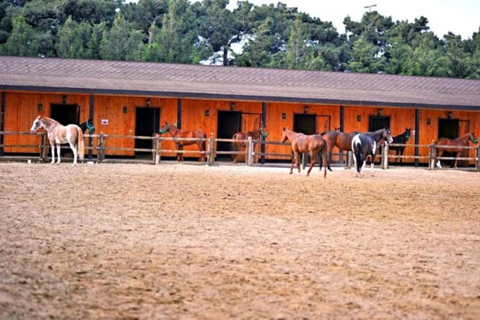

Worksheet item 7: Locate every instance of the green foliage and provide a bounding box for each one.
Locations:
[0,0,478,79]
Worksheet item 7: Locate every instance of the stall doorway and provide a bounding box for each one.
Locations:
[438,119,470,166]
[51,104,79,125]
[217,111,241,160]
[369,116,391,132]
[294,114,316,134]
[135,107,160,156]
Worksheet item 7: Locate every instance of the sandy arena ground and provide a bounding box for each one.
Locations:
[0,161,479,319]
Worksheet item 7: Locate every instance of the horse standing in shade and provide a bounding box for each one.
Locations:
[79,118,95,134]
[351,128,393,177]
[231,126,268,164]
[281,128,328,178]
[435,132,477,168]
[30,115,84,166]
[389,128,411,164]
[159,121,207,163]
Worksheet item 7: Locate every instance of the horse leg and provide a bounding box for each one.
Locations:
[370,154,376,176]
[296,153,301,175]
[56,144,62,164]
[289,153,296,174]
[436,149,443,168]
[321,153,328,178]
[69,141,78,166]
[453,152,460,168]
[306,152,316,177]
[50,141,56,165]
[196,142,204,163]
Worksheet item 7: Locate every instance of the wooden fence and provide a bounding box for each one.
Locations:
[1,131,479,170]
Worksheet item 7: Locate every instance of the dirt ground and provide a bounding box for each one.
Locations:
[1,161,479,319]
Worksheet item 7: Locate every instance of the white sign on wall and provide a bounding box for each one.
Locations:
[101,119,109,125]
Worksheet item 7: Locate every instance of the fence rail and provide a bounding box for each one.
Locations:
[1,131,479,170]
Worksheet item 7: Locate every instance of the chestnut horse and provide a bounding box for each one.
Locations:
[159,121,207,163]
[30,115,84,166]
[231,126,268,164]
[281,128,328,178]
[435,132,477,168]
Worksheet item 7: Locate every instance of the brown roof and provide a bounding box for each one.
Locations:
[1,56,479,110]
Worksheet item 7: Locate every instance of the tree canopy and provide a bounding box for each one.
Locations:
[0,0,479,79]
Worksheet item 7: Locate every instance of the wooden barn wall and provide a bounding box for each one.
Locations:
[94,95,177,156]
[4,92,89,153]
[345,105,417,163]
[2,90,479,165]
[180,99,263,160]
[265,102,341,160]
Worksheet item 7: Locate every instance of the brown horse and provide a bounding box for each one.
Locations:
[322,128,393,169]
[159,121,207,163]
[281,128,328,178]
[30,115,84,166]
[435,132,477,168]
[231,126,268,164]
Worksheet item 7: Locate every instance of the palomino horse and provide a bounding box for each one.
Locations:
[281,128,328,178]
[322,128,392,170]
[351,128,393,177]
[435,132,477,168]
[30,115,85,165]
[231,126,268,164]
[159,121,207,163]
[389,128,411,164]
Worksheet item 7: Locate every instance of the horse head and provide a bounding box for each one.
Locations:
[469,132,478,144]
[30,115,43,133]
[159,121,171,134]
[405,128,411,140]
[281,127,289,143]
[383,128,393,143]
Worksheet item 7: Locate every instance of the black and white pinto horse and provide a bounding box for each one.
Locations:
[351,128,393,177]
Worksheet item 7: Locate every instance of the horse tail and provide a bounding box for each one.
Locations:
[352,135,363,173]
[77,126,85,161]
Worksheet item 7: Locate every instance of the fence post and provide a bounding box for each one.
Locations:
[382,142,389,169]
[247,136,253,166]
[476,145,480,171]
[41,132,48,162]
[208,133,214,166]
[347,151,353,169]
[154,135,160,165]
[428,141,435,170]
[98,133,105,163]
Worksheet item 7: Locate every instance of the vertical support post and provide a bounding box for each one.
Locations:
[261,102,267,164]
[88,94,94,160]
[41,132,48,161]
[339,105,345,165]
[153,135,159,165]
[476,145,479,171]
[99,133,105,163]
[382,142,389,169]
[208,133,214,166]
[347,151,353,169]
[414,108,420,167]
[155,135,162,165]
[428,141,435,170]
[177,99,182,129]
[0,92,5,157]
[247,136,253,166]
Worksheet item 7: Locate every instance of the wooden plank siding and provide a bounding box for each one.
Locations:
[2,89,479,165]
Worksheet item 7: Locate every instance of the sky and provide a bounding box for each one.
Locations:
[227,0,480,39]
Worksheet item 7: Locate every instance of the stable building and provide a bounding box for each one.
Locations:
[0,56,479,165]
